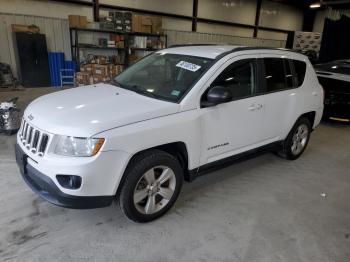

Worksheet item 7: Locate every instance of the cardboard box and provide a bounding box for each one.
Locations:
[95,56,108,65]
[79,16,88,28]
[151,16,162,34]
[69,15,80,27]
[141,16,152,33]
[132,14,142,33]
[12,24,40,33]
[92,74,110,84]
[80,64,93,73]
[69,15,88,28]
[132,14,162,34]
[76,72,92,85]
[92,64,108,76]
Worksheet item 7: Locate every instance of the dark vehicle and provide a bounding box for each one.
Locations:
[314,60,350,122]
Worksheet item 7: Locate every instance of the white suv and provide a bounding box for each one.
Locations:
[15,45,324,222]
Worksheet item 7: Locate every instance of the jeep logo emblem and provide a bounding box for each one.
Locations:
[28,114,34,121]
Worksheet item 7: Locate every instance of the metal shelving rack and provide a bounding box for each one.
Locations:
[69,27,167,69]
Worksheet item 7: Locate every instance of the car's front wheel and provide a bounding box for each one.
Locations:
[119,150,183,223]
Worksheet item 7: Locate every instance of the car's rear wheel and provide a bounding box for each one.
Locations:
[278,117,311,160]
[119,150,183,223]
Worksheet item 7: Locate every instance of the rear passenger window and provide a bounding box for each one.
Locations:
[263,58,297,92]
[292,60,307,87]
[263,58,287,92]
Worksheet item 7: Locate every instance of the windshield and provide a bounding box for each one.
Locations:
[114,53,213,103]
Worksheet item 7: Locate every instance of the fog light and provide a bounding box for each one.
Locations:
[56,175,82,189]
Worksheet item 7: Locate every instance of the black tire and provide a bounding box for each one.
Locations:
[278,117,312,160]
[119,149,183,223]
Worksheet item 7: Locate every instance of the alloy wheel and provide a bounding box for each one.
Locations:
[133,166,176,214]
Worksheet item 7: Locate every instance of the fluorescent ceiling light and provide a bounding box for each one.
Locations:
[310,3,321,8]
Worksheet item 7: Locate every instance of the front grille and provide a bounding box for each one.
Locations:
[19,119,50,156]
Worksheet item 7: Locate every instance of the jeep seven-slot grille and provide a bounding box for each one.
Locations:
[19,119,49,156]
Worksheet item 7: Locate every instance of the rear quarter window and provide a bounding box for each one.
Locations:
[292,60,307,87]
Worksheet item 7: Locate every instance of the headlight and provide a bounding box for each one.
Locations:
[54,136,105,157]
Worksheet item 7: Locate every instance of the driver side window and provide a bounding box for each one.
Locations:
[211,59,257,101]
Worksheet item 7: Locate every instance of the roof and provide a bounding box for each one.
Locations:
[157,45,301,59]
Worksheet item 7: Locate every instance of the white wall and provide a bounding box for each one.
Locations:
[259,0,303,31]
[197,23,253,37]
[257,30,287,41]
[100,0,193,16]
[198,0,256,25]
[0,0,93,20]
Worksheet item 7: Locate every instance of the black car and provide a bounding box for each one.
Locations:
[314,60,350,122]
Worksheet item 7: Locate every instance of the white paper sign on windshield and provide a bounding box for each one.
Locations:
[176,61,201,72]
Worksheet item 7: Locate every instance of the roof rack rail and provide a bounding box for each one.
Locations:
[169,44,219,48]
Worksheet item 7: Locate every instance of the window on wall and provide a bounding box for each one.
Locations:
[211,59,256,100]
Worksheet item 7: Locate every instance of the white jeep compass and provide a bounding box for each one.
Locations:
[15,45,324,222]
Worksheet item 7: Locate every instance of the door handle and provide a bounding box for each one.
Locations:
[248,104,257,111]
[312,91,318,96]
[256,104,263,110]
[248,104,263,111]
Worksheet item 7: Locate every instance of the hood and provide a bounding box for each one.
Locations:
[24,83,180,137]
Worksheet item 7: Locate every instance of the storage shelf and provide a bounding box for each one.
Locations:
[72,44,125,51]
[128,32,166,37]
[70,27,167,67]
[70,27,125,34]
[130,47,160,51]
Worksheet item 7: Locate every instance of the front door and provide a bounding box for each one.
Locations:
[199,56,265,165]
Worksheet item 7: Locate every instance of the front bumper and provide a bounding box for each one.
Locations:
[15,144,114,209]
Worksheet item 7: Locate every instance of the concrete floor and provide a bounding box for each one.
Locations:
[1,88,350,262]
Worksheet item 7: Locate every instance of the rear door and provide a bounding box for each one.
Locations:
[259,56,301,141]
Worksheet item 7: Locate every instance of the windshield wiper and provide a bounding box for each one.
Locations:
[110,79,127,89]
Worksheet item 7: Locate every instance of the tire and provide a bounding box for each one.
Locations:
[119,149,183,223]
[278,117,312,160]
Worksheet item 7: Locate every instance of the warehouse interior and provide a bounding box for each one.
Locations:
[0,0,350,261]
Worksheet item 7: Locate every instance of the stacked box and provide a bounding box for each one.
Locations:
[76,54,124,85]
[95,55,108,65]
[132,14,162,34]
[92,75,110,83]
[76,72,92,86]
[68,15,88,28]
[92,64,108,76]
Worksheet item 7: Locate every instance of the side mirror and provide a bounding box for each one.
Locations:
[202,86,232,107]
